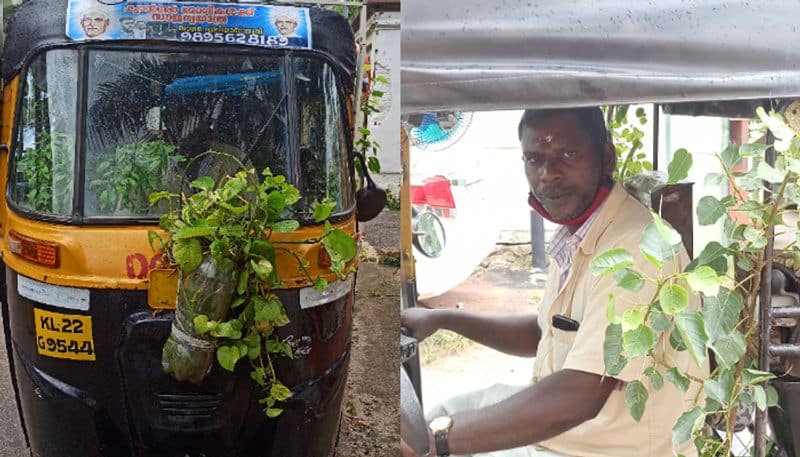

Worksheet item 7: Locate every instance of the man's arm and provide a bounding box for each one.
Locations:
[401,308,541,357]
[446,369,617,454]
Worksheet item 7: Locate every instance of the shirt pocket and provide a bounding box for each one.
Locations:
[551,327,578,370]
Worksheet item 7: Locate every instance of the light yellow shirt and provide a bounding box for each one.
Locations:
[533,183,708,457]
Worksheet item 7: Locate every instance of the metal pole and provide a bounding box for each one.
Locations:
[530,211,546,269]
[755,132,776,457]
[652,104,660,171]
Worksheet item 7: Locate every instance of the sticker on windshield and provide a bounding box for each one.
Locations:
[66,0,312,49]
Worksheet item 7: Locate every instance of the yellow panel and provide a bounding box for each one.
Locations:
[148,268,178,309]
[33,308,96,361]
[2,211,357,291]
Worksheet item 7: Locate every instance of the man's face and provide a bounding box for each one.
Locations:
[275,18,298,36]
[521,112,613,221]
[120,18,134,33]
[81,14,109,38]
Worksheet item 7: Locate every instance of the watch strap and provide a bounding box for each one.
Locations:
[434,428,450,457]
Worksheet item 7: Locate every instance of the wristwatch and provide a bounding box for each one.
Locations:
[428,415,453,457]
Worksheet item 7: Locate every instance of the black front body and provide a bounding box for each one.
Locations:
[4,268,352,457]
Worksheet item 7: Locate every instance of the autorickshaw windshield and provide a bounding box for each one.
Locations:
[8,49,353,221]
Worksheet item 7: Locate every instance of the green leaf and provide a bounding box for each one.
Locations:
[743,368,776,386]
[265,408,283,418]
[173,225,216,240]
[251,259,274,282]
[754,385,767,411]
[270,382,293,401]
[756,107,797,141]
[253,296,283,322]
[672,407,704,444]
[639,221,682,265]
[271,220,300,233]
[193,315,211,334]
[702,288,744,342]
[709,331,746,370]
[767,386,780,407]
[148,191,173,205]
[623,325,656,358]
[216,345,243,372]
[322,226,358,274]
[670,328,687,351]
[237,269,250,295]
[313,200,336,222]
[172,238,202,273]
[231,296,247,309]
[704,172,725,188]
[720,144,741,169]
[603,323,627,376]
[674,310,708,366]
[660,283,689,316]
[625,380,649,422]
[740,143,768,157]
[666,367,691,392]
[667,148,692,184]
[652,213,682,245]
[648,309,671,333]
[590,248,634,276]
[190,176,215,191]
[314,277,329,291]
[621,309,645,332]
[267,339,294,357]
[686,266,721,296]
[757,161,785,184]
[696,196,727,226]
[704,368,735,405]
[644,367,664,390]
[695,241,729,268]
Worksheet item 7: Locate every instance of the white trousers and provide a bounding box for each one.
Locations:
[425,383,574,457]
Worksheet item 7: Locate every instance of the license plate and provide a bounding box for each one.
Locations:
[34,309,95,361]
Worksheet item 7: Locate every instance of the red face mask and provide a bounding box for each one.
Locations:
[528,184,611,227]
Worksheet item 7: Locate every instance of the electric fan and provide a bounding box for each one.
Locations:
[406,111,473,151]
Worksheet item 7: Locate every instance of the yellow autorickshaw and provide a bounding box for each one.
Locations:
[0,0,383,455]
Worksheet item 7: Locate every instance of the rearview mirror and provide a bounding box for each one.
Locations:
[353,151,387,222]
[412,211,446,258]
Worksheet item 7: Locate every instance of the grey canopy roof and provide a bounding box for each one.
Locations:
[401,0,800,113]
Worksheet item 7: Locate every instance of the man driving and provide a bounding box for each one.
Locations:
[401,107,707,457]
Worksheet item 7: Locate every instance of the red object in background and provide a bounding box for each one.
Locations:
[410,176,456,209]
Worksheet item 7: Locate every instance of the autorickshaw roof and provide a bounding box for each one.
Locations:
[401,0,800,113]
[2,0,357,89]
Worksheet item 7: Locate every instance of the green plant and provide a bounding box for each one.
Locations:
[356,68,389,176]
[17,131,74,213]
[606,105,653,182]
[420,330,473,364]
[594,107,799,456]
[89,139,183,215]
[151,156,356,417]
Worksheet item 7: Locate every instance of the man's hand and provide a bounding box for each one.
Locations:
[401,308,441,342]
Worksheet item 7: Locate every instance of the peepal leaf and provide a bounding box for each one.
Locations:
[603,324,627,376]
[613,268,644,292]
[251,259,274,282]
[590,248,633,276]
[703,288,744,342]
[754,385,767,411]
[672,407,704,444]
[710,331,746,370]
[623,325,656,358]
[696,196,727,226]
[644,367,664,390]
[720,144,740,169]
[674,311,708,366]
[313,200,336,223]
[686,266,720,296]
[270,382,293,401]
[667,148,692,184]
[625,380,649,422]
[271,220,300,233]
[660,283,688,316]
[743,369,776,386]
[217,345,243,372]
[757,161,785,184]
[704,368,735,405]
[666,367,691,392]
[172,238,202,272]
[639,221,681,264]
